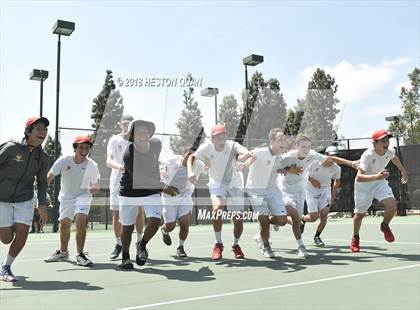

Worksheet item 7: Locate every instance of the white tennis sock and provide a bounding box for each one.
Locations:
[116,237,122,246]
[178,239,185,247]
[137,233,143,243]
[296,238,304,247]
[214,231,222,244]
[2,254,15,266]
[232,238,240,246]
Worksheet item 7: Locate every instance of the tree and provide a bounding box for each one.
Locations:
[90,70,124,184]
[170,73,206,154]
[237,72,287,147]
[284,107,304,137]
[218,94,240,139]
[389,67,420,144]
[297,68,340,150]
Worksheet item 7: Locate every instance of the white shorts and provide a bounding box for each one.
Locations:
[354,181,394,214]
[209,185,244,212]
[109,185,121,211]
[306,186,331,213]
[119,194,162,225]
[0,200,34,227]
[162,192,193,223]
[249,190,286,217]
[59,195,92,221]
[282,190,305,217]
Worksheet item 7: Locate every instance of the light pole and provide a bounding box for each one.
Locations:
[240,54,264,146]
[30,69,49,116]
[52,19,75,232]
[201,87,219,124]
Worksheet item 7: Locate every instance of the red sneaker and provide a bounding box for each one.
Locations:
[381,224,395,242]
[212,243,223,260]
[232,244,245,259]
[350,237,360,252]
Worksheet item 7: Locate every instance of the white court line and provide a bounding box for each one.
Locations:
[116,264,420,310]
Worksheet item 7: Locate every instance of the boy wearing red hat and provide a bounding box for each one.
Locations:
[0,116,50,282]
[351,129,408,252]
[187,124,253,260]
[44,136,100,266]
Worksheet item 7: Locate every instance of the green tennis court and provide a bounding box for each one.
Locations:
[1,216,419,310]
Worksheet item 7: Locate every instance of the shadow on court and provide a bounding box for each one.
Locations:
[1,276,103,291]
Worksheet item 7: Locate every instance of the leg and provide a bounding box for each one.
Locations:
[135,206,145,242]
[163,221,176,233]
[353,212,365,236]
[178,213,191,242]
[141,217,161,243]
[303,212,320,223]
[112,210,122,239]
[121,224,134,254]
[8,223,30,258]
[232,216,243,241]
[316,207,330,234]
[75,214,88,253]
[381,198,397,225]
[60,218,72,252]
[258,215,270,246]
[270,215,287,227]
[211,196,224,241]
[286,206,302,241]
[0,227,14,245]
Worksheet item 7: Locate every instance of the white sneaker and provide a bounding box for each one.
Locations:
[44,250,69,262]
[297,245,309,258]
[76,252,93,266]
[261,245,275,258]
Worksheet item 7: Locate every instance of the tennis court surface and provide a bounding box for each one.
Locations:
[1,216,419,310]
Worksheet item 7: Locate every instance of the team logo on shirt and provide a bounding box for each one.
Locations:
[15,153,23,162]
[267,160,271,165]
[66,166,71,171]
[210,154,214,159]
[315,168,319,172]
[372,159,376,164]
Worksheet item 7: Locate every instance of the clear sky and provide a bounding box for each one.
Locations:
[1,0,419,155]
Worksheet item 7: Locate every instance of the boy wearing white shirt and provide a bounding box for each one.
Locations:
[106,115,145,260]
[351,130,408,252]
[187,124,252,260]
[44,136,100,266]
[301,146,342,247]
[278,135,355,257]
[241,129,293,258]
[160,149,206,257]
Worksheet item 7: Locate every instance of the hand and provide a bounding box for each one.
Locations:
[351,160,360,169]
[288,165,303,175]
[401,172,408,184]
[376,169,390,180]
[309,177,321,189]
[188,173,197,185]
[278,168,288,175]
[163,186,179,197]
[37,206,48,225]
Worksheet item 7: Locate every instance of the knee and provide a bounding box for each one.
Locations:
[309,213,319,221]
[0,231,13,244]
[165,223,176,232]
[272,217,287,227]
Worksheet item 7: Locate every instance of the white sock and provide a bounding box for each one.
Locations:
[2,254,15,266]
[116,237,122,246]
[214,231,222,244]
[232,238,240,246]
[178,239,185,247]
[296,238,304,247]
[137,233,143,243]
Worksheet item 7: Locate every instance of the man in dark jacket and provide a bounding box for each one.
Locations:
[0,116,49,282]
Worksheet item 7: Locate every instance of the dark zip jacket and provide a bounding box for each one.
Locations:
[0,139,49,205]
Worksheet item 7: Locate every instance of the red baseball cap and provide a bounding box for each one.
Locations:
[372,129,392,141]
[73,136,92,146]
[211,124,227,137]
[25,116,49,127]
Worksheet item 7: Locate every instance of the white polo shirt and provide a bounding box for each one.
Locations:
[194,140,247,189]
[356,147,395,190]
[278,150,327,192]
[107,134,130,190]
[246,147,284,191]
[307,160,341,189]
[50,155,100,201]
